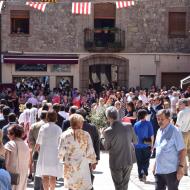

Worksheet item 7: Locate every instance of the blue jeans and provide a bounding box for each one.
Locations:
[135,147,151,178]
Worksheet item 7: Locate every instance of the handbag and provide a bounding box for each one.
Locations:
[9,142,20,185]
[9,172,20,185]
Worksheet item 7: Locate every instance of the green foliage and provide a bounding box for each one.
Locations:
[89,107,107,129]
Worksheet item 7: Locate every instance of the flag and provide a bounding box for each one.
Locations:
[41,0,56,2]
[72,2,91,15]
[26,1,48,12]
[0,1,4,14]
[116,1,135,9]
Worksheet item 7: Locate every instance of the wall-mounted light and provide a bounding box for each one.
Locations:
[154,55,160,62]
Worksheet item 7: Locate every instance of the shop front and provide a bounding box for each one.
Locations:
[2,54,79,90]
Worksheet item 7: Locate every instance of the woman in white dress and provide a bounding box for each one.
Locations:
[58,113,97,190]
[35,110,62,190]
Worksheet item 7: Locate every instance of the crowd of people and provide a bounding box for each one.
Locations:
[0,82,190,190]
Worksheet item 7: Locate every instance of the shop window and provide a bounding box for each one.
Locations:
[51,64,71,72]
[56,76,73,89]
[11,10,29,34]
[168,12,186,38]
[15,64,47,71]
[140,75,155,89]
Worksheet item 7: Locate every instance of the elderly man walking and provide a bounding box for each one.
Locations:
[153,109,186,190]
[102,106,137,190]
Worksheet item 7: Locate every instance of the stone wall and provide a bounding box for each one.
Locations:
[1,0,190,53]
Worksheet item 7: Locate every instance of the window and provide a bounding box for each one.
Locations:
[168,12,186,37]
[51,64,71,72]
[11,10,29,34]
[140,75,155,89]
[56,76,73,89]
[94,3,116,47]
[15,64,47,71]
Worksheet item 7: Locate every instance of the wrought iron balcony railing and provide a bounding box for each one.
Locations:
[84,27,125,52]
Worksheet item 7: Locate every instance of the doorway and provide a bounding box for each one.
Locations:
[80,55,129,91]
[89,64,118,91]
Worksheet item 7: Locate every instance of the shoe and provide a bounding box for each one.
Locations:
[139,178,143,182]
[142,175,147,182]
[28,174,34,181]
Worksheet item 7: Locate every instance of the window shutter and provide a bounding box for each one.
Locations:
[169,12,186,36]
[94,3,115,19]
[11,10,29,19]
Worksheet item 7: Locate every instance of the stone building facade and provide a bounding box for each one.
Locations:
[1,0,190,90]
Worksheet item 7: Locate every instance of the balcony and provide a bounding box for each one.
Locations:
[84,27,125,52]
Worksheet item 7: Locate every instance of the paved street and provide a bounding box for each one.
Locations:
[27,152,190,190]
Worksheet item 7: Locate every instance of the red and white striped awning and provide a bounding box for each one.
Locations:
[26,1,48,12]
[72,2,91,15]
[116,1,135,9]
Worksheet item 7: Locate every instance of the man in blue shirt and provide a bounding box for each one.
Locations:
[134,109,154,182]
[153,109,186,190]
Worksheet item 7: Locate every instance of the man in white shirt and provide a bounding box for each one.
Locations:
[126,92,133,102]
[29,106,38,126]
[176,98,190,175]
[38,100,47,119]
[170,91,179,115]
[138,90,148,105]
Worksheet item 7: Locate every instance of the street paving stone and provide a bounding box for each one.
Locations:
[27,152,190,190]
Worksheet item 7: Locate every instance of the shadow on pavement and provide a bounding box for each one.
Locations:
[144,181,155,185]
[27,180,64,188]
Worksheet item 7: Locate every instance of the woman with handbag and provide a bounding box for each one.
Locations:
[4,124,30,190]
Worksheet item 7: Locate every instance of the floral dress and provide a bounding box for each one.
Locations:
[58,128,96,190]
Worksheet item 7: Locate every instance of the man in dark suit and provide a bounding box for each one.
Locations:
[53,103,65,129]
[62,106,78,131]
[0,106,10,130]
[149,96,163,157]
[76,108,100,161]
[2,113,17,144]
[102,106,137,190]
